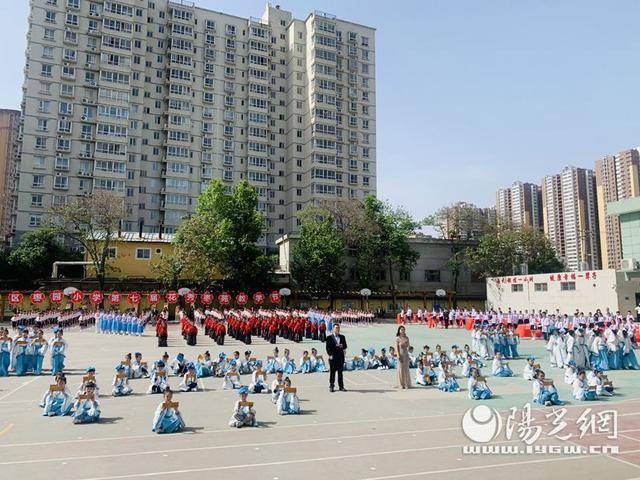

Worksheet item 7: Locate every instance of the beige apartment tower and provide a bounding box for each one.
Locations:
[16,1,376,247]
[595,148,640,269]
[495,181,542,229]
[0,109,21,244]
[541,166,600,272]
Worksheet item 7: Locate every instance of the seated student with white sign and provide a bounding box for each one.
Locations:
[152,388,185,434]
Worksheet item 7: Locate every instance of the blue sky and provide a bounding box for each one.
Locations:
[2,0,639,220]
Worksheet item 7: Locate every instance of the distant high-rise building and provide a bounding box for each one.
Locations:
[17,1,376,247]
[439,201,493,240]
[0,109,21,244]
[595,148,640,269]
[495,181,542,229]
[542,166,600,271]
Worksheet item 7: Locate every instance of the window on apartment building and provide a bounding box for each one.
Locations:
[424,270,441,282]
[560,282,576,292]
[30,215,43,227]
[534,283,548,292]
[136,248,151,260]
[31,194,44,207]
[45,11,56,23]
[511,284,524,292]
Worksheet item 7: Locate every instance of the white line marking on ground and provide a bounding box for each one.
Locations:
[0,426,464,465]
[0,376,40,401]
[72,440,531,480]
[0,412,463,448]
[357,454,610,480]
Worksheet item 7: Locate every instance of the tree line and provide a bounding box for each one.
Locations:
[2,183,564,303]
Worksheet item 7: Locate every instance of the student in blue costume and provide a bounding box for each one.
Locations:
[171,353,187,376]
[532,370,563,406]
[310,348,328,372]
[221,360,242,389]
[131,352,149,378]
[73,382,101,424]
[437,362,460,392]
[265,348,280,374]
[77,367,101,398]
[41,373,73,416]
[270,369,285,403]
[148,360,170,394]
[249,361,270,393]
[112,364,133,396]
[216,353,229,376]
[0,328,11,376]
[48,327,68,375]
[196,351,215,377]
[280,348,296,375]
[572,369,597,401]
[507,328,520,358]
[276,377,300,415]
[298,350,312,373]
[589,330,609,371]
[468,367,493,400]
[11,327,31,376]
[491,352,513,377]
[462,355,482,378]
[32,329,48,375]
[118,353,133,378]
[621,330,639,370]
[179,363,199,392]
[415,358,437,386]
[239,350,255,375]
[152,388,185,433]
[228,386,257,428]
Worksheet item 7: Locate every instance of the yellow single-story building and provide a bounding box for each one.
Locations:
[85,232,176,279]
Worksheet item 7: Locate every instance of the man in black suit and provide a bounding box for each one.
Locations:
[325,323,347,392]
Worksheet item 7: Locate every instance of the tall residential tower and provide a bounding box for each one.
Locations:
[17,1,376,247]
[595,148,640,269]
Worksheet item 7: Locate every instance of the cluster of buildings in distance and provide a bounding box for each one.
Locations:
[495,148,640,272]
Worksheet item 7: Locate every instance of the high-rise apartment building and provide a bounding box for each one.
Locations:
[595,148,640,269]
[17,1,376,247]
[541,166,600,271]
[495,181,542,229]
[0,109,21,244]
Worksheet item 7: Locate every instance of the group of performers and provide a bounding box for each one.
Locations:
[10,309,96,330]
[0,325,67,376]
[96,310,151,335]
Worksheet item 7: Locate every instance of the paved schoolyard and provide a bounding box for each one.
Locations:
[0,322,639,480]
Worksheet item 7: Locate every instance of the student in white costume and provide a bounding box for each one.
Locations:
[229,386,258,428]
[179,363,199,392]
[276,377,300,415]
[249,361,270,393]
[152,388,185,434]
[73,382,100,424]
[112,364,133,396]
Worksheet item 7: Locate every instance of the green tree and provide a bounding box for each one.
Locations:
[49,191,125,290]
[357,196,420,311]
[466,226,563,277]
[423,202,492,306]
[8,229,79,285]
[175,180,275,289]
[290,207,345,305]
[151,251,187,290]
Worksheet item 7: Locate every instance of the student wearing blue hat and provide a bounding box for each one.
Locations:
[76,367,100,398]
[48,327,68,375]
[179,363,199,392]
[228,386,257,428]
[113,364,133,396]
[11,327,31,376]
[73,382,101,424]
[152,388,185,433]
[148,360,169,394]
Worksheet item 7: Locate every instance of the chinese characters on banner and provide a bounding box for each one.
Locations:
[494,272,599,285]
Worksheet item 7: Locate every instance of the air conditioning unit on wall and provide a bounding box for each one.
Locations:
[620,258,637,271]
